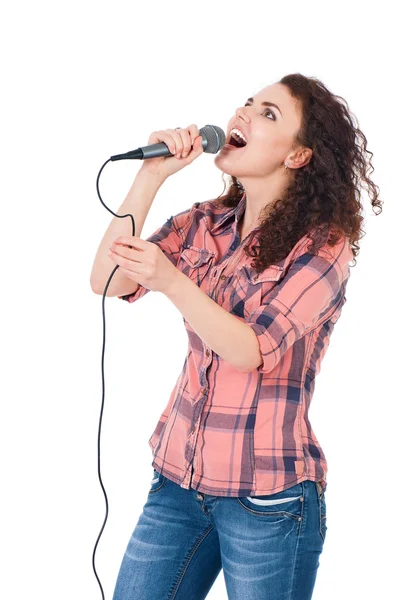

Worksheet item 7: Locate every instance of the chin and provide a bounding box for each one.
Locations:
[213,154,241,178]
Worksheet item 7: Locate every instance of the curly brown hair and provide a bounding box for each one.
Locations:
[214,73,383,274]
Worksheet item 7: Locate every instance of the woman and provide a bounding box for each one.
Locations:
[91,73,381,599]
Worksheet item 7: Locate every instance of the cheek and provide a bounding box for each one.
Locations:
[246,138,281,168]
[250,132,290,163]
[254,130,287,152]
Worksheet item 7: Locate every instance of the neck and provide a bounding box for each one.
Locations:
[239,170,291,226]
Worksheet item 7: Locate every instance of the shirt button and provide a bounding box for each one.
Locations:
[220,275,227,280]
[205,349,210,356]
[201,388,207,394]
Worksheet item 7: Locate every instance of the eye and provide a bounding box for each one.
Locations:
[262,108,276,121]
[244,103,276,121]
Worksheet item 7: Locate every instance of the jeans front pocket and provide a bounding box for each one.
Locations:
[316,481,327,542]
[148,468,166,494]
[237,481,304,521]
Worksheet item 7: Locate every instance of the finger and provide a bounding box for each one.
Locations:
[108,250,139,270]
[109,237,138,256]
[166,129,184,156]
[192,135,203,153]
[113,235,145,249]
[149,131,178,155]
[110,245,144,267]
[187,124,200,146]
[181,135,203,162]
[176,128,193,158]
[118,265,141,279]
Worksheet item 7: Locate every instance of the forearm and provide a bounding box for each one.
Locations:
[164,270,262,372]
[90,169,165,295]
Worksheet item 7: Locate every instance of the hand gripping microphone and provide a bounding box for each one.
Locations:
[110,124,226,161]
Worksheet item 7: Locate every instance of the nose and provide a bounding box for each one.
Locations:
[235,105,250,123]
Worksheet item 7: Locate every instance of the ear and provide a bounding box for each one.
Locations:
[298,148,312,167]
[290,148,312,169]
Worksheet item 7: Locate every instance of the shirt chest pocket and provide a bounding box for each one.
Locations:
[179,245,215,287]
[231,264,285,317]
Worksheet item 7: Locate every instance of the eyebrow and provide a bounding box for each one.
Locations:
[246,97,283,117]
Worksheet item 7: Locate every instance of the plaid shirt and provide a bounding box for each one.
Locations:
[118,192,353,496]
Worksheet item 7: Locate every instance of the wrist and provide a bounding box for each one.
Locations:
[163,268,185,298]
[137,166,167,188]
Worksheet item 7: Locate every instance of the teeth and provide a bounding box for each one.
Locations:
[230,128,248,144]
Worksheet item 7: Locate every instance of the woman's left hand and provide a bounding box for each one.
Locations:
[108,235,180,294]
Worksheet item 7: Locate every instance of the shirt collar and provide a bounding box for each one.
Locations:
[210,192,258,234]
[209,191,313,271]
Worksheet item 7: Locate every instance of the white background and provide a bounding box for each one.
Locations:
[1,1,396,598]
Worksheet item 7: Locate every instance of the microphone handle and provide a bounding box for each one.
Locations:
[110,138,209,162]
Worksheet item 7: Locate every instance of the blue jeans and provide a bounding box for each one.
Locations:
[112,469,327,600]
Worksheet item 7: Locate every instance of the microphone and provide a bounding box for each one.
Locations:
[110,124,226,161]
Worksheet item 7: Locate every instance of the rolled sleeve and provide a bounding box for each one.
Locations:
[247,239,352,373]
[118,205,195,303]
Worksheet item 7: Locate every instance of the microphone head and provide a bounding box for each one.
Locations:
[198,125,226,154]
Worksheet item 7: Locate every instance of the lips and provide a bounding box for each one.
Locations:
[222,141,246,151]
[227,123,249,144]
[227,137,245,149]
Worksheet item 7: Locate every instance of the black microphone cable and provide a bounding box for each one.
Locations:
[91,124,225,599]
[91,157,137,600]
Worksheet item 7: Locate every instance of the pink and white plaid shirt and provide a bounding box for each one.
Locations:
[118,192,353,496]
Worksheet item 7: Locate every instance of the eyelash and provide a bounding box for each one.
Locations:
[244,103,276,121]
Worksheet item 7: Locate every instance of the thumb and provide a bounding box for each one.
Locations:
[184,136,203,163]
[193,135,203,153]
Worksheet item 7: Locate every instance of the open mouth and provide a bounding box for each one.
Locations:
[227,130,248,149]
